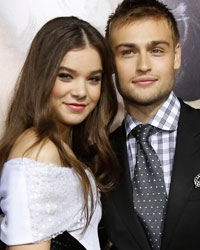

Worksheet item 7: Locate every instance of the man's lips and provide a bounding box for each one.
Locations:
[64,103,86,111]
[132,77,158,86]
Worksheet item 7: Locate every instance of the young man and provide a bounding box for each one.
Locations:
[102,0,200,250]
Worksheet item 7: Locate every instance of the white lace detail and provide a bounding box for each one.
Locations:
[19,158,98,242]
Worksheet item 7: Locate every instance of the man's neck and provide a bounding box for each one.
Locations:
[125,98,168,123]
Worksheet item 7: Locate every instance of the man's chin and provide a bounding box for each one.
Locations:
[126,94,169,107]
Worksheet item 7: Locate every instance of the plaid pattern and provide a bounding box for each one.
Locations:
[125,92,180,195]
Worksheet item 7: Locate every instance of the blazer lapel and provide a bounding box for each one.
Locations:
[161,102,200,250]
[110,125,151,250]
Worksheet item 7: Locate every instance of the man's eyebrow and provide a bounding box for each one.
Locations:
[115,43,137,51]
[58,66,103,75]
[150,40,170,47]
[115,40,170,51]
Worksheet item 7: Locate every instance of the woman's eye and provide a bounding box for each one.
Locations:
[58,73,72,81]
[89,76,102,84]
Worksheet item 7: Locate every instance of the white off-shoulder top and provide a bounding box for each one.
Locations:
[0,157,102,250]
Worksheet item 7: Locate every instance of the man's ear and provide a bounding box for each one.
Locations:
[174,43,181,69]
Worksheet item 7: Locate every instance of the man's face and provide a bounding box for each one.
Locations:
[110,18,181,115]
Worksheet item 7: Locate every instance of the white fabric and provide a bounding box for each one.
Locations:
[0,157,101,250]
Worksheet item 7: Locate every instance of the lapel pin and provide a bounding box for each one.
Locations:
[194,173,200,188]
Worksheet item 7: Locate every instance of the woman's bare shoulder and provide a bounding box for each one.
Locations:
[8,129,62,166]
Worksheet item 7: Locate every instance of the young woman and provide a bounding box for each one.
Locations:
[0,16,118,250]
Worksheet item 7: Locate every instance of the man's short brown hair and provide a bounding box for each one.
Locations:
[106,0,180,46]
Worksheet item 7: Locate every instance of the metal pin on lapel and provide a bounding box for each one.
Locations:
[194,174,200,188]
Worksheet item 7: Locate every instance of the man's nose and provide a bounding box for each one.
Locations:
[136,52,151,73]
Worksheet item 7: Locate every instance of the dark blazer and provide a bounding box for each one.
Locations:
[51,231,86,250]
[102,101,200,250]
[0,231,86,250]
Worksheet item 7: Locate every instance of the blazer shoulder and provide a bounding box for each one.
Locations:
[110,123,125,141]
[179,100,200,133]
[180,100,200,120]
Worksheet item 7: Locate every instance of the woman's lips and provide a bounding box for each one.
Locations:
[65,103,86,111]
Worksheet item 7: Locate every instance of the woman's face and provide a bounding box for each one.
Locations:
[51,46,102,129]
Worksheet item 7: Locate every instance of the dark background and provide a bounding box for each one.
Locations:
[164,0,200,101]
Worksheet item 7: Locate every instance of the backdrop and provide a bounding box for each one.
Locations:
[0,0,199,132]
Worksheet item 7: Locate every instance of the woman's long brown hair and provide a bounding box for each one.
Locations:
[0,16,118,230]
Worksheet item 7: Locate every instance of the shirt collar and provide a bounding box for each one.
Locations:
[125,91,180,137]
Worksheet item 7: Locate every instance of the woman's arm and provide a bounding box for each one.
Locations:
[6,241,51,250]
[1,132,64,249]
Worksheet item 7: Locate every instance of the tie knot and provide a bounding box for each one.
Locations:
[132,124,154,142]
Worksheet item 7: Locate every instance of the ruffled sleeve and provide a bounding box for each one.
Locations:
[0,158,98,246]
[0,158,33,245]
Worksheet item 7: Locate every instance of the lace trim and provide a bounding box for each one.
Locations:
[15,158,99,242]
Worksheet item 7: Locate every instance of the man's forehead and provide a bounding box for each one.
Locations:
[110,16,171,37]
[110,18,173,47]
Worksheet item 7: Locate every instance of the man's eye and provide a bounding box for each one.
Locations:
[121,50,133,56]
[58,73,72,80]
[152,48,163,54]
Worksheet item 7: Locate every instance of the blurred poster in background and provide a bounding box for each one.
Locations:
[165,0,200,102]
[0,0,199,132]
